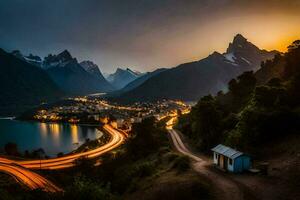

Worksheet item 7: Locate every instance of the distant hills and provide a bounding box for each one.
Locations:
[106,68,167,97]
[0,48,63,115]
[114,34,279,102]
[119,68,167,93]
[106,68,143,90]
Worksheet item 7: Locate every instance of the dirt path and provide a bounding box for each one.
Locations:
[168,128,250,200]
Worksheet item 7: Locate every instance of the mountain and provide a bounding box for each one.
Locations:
[80,61,103,77]
[44,50,114,94]
[120,68,166,93]
[0,48,63,115]
[106,68,167,97]
[224,34,278,71]
[24,54,43,67]
[116,34,278,102]
[80,60,114,91]
[106,68,143,90]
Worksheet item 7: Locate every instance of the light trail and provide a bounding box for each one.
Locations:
[1,125,125,170]
[0,163,62,192]
[0,125,125,191]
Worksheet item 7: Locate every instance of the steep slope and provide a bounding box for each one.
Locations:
[0,48,63,115]
[255,54,285,84]
[80,60,114,91]
[106,68,142,90]
[120,68,166,93]
[11,50,42,67]
[117,34,278,102]
[44,50,113,94]
[80,60,103,77]
[225,34,278,71]
[106,68,167,97]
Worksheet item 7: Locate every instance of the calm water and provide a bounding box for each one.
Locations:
[0,119,103,156]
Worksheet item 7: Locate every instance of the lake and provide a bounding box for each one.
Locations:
[0,119,103,157]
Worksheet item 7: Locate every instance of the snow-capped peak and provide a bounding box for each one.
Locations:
[11,50,43,67]
[223,52,236,63]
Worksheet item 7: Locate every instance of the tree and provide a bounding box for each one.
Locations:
[190,96,223,151]
[287,40,300,51]
[32,148,46,159]
[236,71,257,95]
[284,40,300,78]
[127,117,166,159]
[253,85,287,107]
[267,78,282,87]
[4,143,18,156]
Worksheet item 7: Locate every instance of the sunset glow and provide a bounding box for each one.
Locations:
[0,1,299,72]
[0,1,299,198]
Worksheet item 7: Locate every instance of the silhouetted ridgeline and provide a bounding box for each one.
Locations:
[115,34,278,103]
[0,48,64,116]
[177,40,300,153]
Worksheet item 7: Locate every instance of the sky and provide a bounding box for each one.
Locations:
[0,0,299,73]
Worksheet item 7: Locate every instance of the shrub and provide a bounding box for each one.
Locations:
[172,155,190,172]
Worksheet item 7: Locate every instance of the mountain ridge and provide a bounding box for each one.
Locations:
[106,68,143,90]
[0,48,63,115]
[114,34,278,102]
[44,51,114,94]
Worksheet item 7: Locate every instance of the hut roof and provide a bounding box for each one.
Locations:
[211,144,244,159]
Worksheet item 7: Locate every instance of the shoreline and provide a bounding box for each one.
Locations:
[5,118,101,128]
[0,117,16,120]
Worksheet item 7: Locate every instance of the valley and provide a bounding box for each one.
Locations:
[0,1,299,199]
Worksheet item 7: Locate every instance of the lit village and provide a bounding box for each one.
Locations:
[31,97,191,131]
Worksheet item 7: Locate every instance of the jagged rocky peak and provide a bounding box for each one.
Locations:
[112,67,140,77]
[43,50,75,68]
[106,67,142,89]
[26,54,42,62]
[226,34,259,54]
[80,60,102,77]
[10,50,42,66]
[80,60,98,70]
[115,67,124,73]
[209,51,223,58]
[126,68,141,76]
[57,50,73,61]
[233,34,247,43]
[24,53,43,67]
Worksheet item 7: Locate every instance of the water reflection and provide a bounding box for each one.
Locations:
[70,125,79,144]
[49,123,60,147]
[39,122,47,138]
[0,119,103,157]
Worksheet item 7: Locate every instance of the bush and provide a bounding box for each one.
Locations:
[127,117,168,159]
[172,155,190,172]
[63,176,115,200]
[4,143,19,156]
[226,106,300,151]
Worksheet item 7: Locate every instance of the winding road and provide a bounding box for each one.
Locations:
[0,124,125,192]
[167,118,245,200]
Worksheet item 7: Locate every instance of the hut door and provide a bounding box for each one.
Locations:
[224,157,228,170]
[220,155,224,168]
